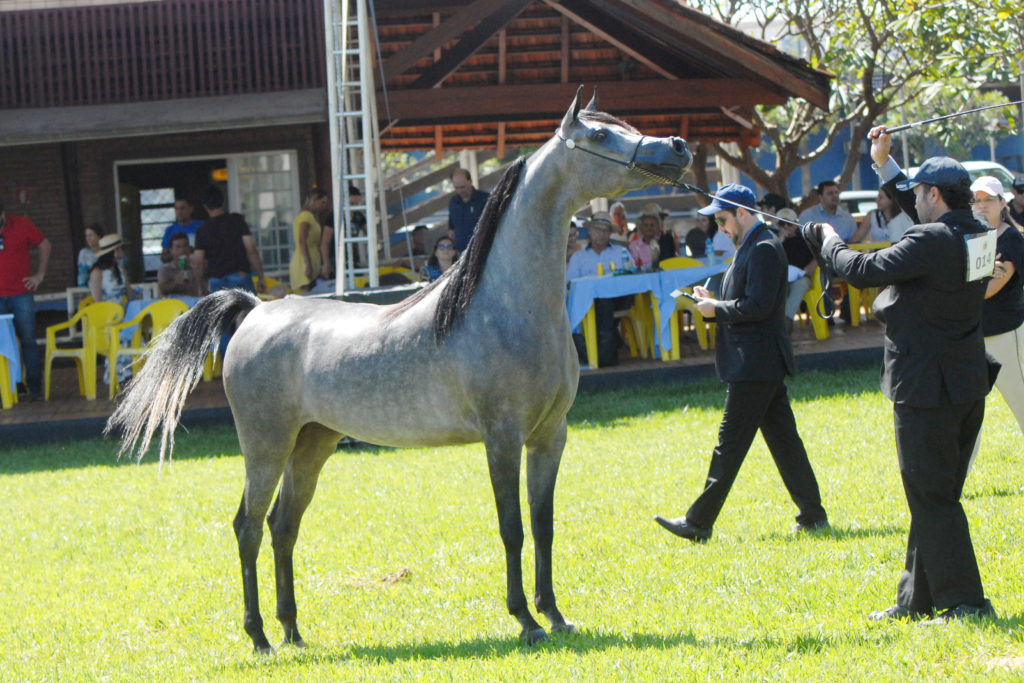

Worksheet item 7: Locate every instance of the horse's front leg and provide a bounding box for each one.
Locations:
[526,418,576,634]
[485,433,547,644]
[267,424,339,648]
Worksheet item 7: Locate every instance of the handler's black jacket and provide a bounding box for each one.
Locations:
[712,221,796,383]
[822,182,990,408]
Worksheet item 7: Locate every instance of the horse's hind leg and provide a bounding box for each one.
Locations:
[233,431,295,653]
[266,423,340,648]
[485,431,547,644]
[527,418,576,634]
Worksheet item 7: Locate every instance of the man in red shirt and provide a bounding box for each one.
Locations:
[0,202,51,400]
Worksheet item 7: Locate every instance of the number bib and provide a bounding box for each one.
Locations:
[964,229,997,282]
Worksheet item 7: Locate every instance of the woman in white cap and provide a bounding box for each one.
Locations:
[971,174,1024,466]
[88,233,130,304]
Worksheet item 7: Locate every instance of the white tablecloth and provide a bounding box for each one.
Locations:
[0,314,20,392]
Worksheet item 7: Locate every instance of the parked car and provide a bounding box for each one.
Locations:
[839,190,879,219]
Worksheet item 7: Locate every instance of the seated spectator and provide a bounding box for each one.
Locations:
[799,180,857,241]
[774,208,816,334]
[629,205,663,268]
[566,221,583,263]
[850,185,913,243]
[609,201,629,238]
[88,234,133,384]
[157,232,201,297]
[685,225,707,257]
[757,192,789,215]
[421,236,458,282]
[77,223,103,286]
[89,234,130,304]
[566,212,634,366]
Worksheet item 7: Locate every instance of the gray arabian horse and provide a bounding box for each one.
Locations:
[107,88,692,652]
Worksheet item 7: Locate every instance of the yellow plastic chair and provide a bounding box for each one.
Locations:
[844,241,889,325]
[799,267,831,341]
[0,356,16,409]
[107,298,190,398]
[657,256,716,359]
[44,301,123,400]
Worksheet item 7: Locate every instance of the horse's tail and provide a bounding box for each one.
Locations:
[104,289,261,464]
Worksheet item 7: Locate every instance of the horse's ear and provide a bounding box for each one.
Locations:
[584,88,598,111]
[560,85,584,133]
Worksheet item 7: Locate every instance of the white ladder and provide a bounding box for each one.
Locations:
[324,0,389,293]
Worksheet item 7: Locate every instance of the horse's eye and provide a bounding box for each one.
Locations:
[589,130,608,142]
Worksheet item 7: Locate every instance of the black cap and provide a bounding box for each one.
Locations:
[1013,173,1024,190]
[896,156,970,191]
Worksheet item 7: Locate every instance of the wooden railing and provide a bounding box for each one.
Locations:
[0,0,325,109]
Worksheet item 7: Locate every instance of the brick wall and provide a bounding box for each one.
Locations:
[0,144,74,293]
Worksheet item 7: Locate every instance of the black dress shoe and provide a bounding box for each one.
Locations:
[921,599,995,624]
[794,519,831,533]
[653,515,712,543]
[868,604,921,621]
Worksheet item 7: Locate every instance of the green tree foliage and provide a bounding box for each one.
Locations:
[686,0,1020,205]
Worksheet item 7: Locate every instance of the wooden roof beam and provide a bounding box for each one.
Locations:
[612,0,830,109]
[409,0,534,89]
[382,0,513,83]
[542,0,677,80]
[379,79,787,124]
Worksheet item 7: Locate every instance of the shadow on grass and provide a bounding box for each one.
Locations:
[759,524,905,543]
[227,625,910,669]
[0,425,393,476]
[568,366,882,429]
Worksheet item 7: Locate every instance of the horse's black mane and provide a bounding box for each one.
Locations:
[387,155,528,342]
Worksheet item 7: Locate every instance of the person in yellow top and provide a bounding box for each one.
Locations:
[289,188,330,291]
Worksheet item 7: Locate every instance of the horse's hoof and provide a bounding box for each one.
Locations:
[253,643,274,655]
[280,637,306,649]
[552,621,578,635]
[520,627,550,645]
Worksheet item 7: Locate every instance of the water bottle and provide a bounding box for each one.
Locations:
[706,237,715,263]
[620,249,630,273]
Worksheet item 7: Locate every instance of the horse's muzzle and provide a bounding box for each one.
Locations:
[635,136,692,181]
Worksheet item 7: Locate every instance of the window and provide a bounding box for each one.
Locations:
[139,188,175,272]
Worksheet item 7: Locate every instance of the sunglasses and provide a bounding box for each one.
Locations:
[715,216,729,227]
[436,243,455,250]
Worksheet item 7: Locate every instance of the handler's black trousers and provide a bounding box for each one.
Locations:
[894,399,986,613]
[685,379,828,529]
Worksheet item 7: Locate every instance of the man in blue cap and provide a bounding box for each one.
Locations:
[806,127,997,623]
[655,183,829,542]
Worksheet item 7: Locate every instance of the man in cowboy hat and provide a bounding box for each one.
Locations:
[566,211,634,366]
[0,201,51,401]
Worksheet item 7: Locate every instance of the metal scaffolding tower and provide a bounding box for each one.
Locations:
[324,0,389,293]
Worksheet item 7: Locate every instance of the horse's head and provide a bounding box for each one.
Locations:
[555,86,692,196]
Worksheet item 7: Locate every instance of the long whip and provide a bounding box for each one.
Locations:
[884,99,1024,133]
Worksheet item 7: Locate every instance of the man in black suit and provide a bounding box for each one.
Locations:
[655,184,829,542]
[809,127,997,623]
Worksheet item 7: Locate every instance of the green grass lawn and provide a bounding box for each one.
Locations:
[2,366,1024,680]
